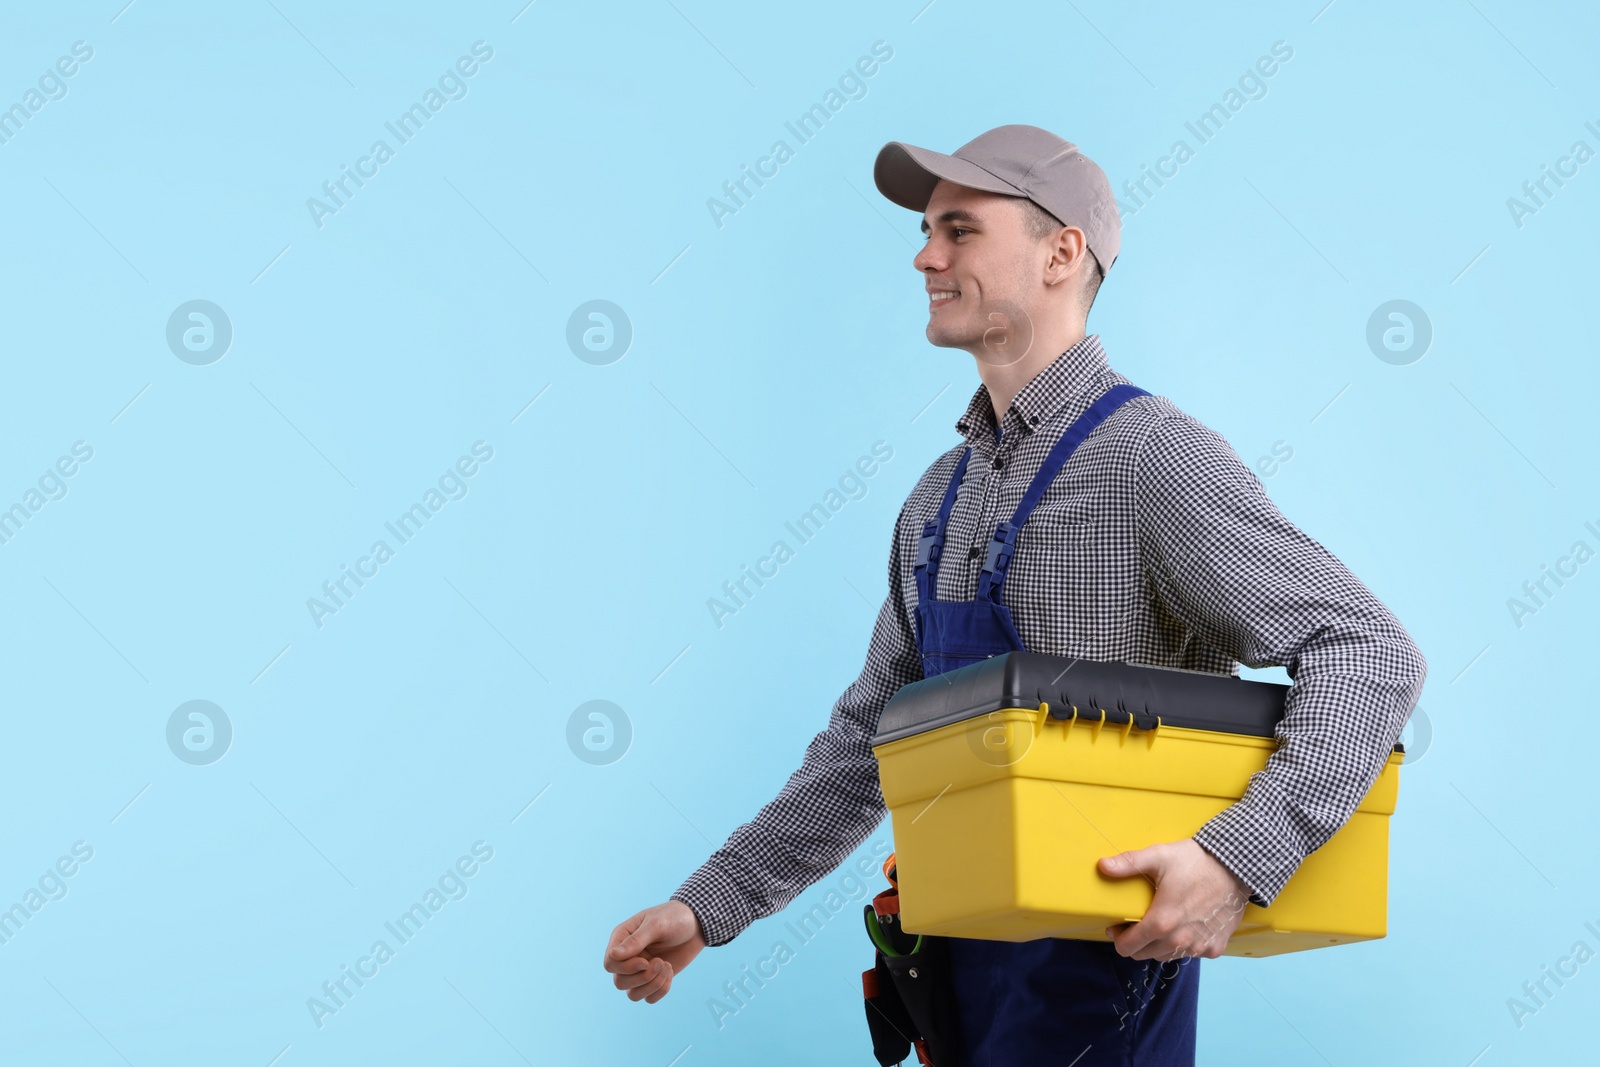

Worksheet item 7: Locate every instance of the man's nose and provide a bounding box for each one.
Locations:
[914,241,943,273]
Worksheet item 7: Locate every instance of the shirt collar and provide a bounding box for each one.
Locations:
[953,333,1112,449]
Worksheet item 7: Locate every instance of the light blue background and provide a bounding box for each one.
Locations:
[0,1,1594,1064]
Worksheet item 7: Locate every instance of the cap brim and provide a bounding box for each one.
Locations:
[873,141,1027,213]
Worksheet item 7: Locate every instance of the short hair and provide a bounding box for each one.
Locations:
[1016,198,1103,317]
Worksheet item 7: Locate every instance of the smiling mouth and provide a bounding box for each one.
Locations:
[929,291,960,309]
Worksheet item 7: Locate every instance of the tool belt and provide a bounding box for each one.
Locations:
[860,853,960,1067]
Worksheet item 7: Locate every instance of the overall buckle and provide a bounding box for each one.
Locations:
[981,522,1018,579]
[914,521,943,569]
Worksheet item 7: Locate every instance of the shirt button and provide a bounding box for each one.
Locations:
[991,457,1003,470]
[1029,416,1041,426]
[968,546,981,560]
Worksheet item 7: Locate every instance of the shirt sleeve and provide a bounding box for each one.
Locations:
[1132,411,1427,908]
[671,501,925,946]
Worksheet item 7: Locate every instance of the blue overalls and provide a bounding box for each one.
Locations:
[912,382,1200,1066]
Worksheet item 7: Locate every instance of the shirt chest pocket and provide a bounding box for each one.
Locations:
[1022,496,1098,543]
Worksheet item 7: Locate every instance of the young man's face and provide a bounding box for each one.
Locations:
[913,179,1039,363]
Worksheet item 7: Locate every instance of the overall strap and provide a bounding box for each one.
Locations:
[977,383,1151,602]
[914,447,973,605]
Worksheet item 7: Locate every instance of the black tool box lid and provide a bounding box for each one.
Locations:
[873,652,1404,754]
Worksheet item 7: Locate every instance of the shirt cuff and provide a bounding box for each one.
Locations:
[670,858,757,948]
[1191,797,1308,909]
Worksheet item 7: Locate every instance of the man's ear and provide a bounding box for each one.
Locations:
[1044,226,1088,288]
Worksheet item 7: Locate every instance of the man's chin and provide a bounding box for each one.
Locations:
[924,324,976,350]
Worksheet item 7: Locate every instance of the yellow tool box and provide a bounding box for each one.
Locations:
[870,653,1405,957]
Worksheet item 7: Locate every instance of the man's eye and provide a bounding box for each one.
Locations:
[952,228,971,237]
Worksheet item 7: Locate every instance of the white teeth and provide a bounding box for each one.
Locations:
[931,291,958,302]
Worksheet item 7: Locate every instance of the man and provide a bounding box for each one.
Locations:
[603,125,1427,1063]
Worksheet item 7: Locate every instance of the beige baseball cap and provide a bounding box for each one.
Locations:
[874,124,1121,273]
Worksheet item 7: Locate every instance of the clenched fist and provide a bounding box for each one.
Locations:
[603,900,708,1004]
